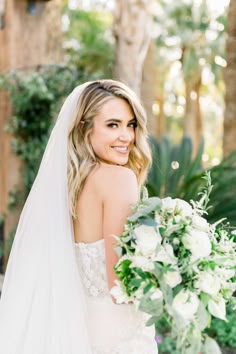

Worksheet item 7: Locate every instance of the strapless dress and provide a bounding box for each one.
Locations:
[74,239,158,354]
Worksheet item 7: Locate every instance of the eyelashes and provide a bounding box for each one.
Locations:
[107,122,137,129]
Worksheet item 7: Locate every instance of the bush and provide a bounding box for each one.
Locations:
[147,135,236,226]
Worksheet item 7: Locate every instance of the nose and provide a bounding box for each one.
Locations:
[118,128,133,142]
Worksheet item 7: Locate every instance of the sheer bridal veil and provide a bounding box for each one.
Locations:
[0,83,92,353]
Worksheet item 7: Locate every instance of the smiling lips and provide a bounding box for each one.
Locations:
[111,146,129,153]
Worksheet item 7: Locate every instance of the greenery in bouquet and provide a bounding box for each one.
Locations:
[111,172,236,354]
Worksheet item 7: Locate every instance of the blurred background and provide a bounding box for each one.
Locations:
[0,1,236,351]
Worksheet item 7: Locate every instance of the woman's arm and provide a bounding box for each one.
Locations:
[100,166,139,291]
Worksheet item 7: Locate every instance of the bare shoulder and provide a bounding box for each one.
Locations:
[91,164,138,200]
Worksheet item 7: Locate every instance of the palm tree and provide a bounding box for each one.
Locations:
[113,0,154,97]
[224,0,236,157]
[154,0,226,154]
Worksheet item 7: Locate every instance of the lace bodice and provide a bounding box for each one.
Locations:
[74,238,157,353]
[74,239,109,298]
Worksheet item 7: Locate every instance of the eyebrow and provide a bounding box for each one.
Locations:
[105,118,136,123]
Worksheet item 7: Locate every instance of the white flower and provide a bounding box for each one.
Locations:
[134,224,161,257]
[216,241,234,253]
[208,297,226,320]
[216,267,235,281]
[161,197,177,213]
[161,197,192,217]
[174,215,182,223]
[175,199,193,217]
[194,271,221,297]
[130,256,154,272]
[150,288,163,301]
[182,229,211,261]
[192,215,209,232]
[110,280,131,304]
[164,270,182,288]
[172,289,199,321]
[155,244,177,265]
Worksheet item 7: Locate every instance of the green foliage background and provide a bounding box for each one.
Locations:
[64,8,114,80]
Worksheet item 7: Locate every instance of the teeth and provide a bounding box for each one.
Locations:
[112,146,128,152]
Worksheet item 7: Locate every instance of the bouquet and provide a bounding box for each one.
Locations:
[110,172,236,354]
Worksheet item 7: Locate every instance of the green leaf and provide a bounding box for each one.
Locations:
[202,336,222,354]
[139,217,158,227]
[127,197,161,222]
[196,301,210,331]
[145,315,160,327]
[152,262,163,278]
[129,278,143,288]
[139,294,163,317]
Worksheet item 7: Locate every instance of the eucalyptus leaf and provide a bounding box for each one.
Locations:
[139,218,158,227]
[127,197,161,222]
[196,301,210,331]
[139,296,163,317]
[114,245,122,257]
[145,315,160,327]
[152,262,163,278]
[202,336,222,354]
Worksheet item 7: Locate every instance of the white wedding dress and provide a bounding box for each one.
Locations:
[0,84,158,354]
[74,239,158,354]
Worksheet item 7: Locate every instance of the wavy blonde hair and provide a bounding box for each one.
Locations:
[67,79,152,219]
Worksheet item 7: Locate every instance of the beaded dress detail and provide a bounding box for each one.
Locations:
[74,239,158,354]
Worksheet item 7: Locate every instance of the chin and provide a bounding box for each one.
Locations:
[99,154,129,166]
[113,158,129,166]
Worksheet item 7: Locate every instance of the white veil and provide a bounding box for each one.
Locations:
[0,83,92,354]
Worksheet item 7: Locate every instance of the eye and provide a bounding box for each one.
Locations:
[107,123,118,128]
[128,121,137,128]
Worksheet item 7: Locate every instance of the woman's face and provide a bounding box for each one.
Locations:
[89,97,136,166]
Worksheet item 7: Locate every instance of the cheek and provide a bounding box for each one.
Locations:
[89,129,112,153]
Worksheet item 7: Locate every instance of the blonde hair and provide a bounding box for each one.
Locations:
[67,79,152,219]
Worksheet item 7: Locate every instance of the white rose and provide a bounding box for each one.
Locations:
[208,297,226,320]
[192,215,209,232]
[134,224,161,257]
[172,289,199,321]
[161,197,177,213]
[194,271,221,297]
[182,229,211,261]
[163,270,182,288]
[155,244,177,265]
[131,256,154,272]
[110,280,131,304]
[175,199,193,217]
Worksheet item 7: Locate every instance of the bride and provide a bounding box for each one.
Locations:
[0,80,158,353]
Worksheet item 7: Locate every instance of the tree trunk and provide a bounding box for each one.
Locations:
[184,78,203,156]
[141,40,158,135]
[113,0,154,97]
[223,0,236,157]
[0,0,63,269]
